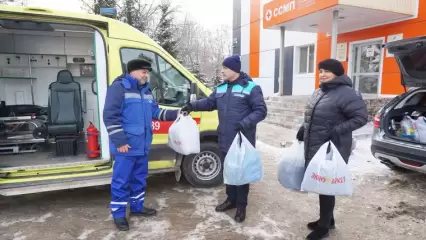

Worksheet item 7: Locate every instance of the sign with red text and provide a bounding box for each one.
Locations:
[263,0,338,28]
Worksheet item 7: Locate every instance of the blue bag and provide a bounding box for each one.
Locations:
[277,141,306,191]
[223,132,263,186]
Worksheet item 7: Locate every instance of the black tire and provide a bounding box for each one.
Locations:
[182,141,223,188]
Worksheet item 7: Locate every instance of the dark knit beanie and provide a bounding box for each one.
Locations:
[318,59,344,76]
[127,58,152,73]
[222,55,241,73]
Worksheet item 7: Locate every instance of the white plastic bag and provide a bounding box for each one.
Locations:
[301,141,353,196]
[223,132,263,186]
[167,114,200,155]
[400,115,418,140]
[277,141,305,191]
[415,116,426,143]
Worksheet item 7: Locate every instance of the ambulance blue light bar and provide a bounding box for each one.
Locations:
[100,8,117,18]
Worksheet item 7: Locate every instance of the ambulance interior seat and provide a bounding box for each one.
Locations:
[47,70,83,156]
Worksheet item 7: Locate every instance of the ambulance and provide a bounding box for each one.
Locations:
[0,5,222,196]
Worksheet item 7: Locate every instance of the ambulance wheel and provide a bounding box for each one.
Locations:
[182,142,223,188]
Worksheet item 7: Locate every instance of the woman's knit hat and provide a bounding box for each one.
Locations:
[318,59,344,76]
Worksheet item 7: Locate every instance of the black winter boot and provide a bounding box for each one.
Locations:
[215,200,236,212]
[130,207,157,217]
[307,218,335,230]
[306,227,329,240]
[235,208,246,223]
[114,217,129,231]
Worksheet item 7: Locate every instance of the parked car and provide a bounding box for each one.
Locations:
[371,36,426,173]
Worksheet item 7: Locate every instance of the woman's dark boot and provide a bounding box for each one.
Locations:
[306,226,329,240]
[235,207,246,223]
[215,200,236,212]
[307,218,335,230]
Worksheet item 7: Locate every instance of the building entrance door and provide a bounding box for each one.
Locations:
[350,40,384,94]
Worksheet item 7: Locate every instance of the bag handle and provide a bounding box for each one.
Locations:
[325,140,334,161]
[326,141,331,154]
[237,131,243,147]
[174,114,183,123]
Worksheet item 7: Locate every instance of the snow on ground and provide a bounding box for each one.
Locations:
[348,139,390,176]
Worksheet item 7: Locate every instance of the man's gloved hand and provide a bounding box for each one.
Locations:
[180,103,193,115]
[236,123,244,133]
[296,125,304,141]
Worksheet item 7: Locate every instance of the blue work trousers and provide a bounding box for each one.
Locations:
[109,155,148,218]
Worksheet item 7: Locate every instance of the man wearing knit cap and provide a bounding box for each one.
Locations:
[103,58,180,231]
[181,55,267,223]
[296,58,367,240]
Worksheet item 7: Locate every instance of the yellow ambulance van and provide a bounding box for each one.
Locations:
[0,5,222,196]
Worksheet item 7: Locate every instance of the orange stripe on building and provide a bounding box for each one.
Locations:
[249,0,260,78]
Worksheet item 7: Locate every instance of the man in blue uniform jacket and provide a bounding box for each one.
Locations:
[103,58,179,231]
[181,55,267,223]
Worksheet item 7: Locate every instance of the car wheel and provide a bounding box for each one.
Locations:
[182,142,223,188]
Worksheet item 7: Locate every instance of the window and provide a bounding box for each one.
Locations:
[298,44,315,74]
[120,48,191,107]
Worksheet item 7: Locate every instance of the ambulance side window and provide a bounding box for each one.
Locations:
[156,55,190,107]
[120,48,190,107]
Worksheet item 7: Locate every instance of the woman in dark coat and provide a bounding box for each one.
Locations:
[296,59,368,240]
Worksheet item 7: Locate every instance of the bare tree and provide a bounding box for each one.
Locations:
[80,0,117,15]
[175,16,231,87]
[210,24,232,74]
[1,0,27,5]
[177,16,202,67]
[119,0,158,34]
[80,0,159,32]
[79,0,231,88]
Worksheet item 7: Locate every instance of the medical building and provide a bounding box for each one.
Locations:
[233,0,422,97]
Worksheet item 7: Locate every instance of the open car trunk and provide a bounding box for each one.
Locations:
[383,37,426,145]
[0,20,109,170]
[383,89,426,145]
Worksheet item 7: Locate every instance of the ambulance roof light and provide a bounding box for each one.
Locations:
[99,8,117,18]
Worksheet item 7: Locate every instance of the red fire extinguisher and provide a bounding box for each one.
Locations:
[87,121,100,158]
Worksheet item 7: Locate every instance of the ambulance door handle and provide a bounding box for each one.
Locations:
[91,79,98,95]
[82,90,87,114]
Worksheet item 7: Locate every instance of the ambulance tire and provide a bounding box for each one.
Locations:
[182,142,223,188]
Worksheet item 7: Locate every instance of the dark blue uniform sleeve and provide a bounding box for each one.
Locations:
[190,89,217,111]
[239,85,267,129]
[103,82,128,148]
[151,100,179,121]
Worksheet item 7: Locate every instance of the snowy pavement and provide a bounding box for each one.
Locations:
[1,139,426,240]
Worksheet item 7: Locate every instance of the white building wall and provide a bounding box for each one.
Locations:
[289,31,317,95]
[237,0,317,96]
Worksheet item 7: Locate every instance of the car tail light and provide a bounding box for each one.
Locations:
[374,113,382,128]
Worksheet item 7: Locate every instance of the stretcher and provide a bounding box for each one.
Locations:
[0,116,46,154]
